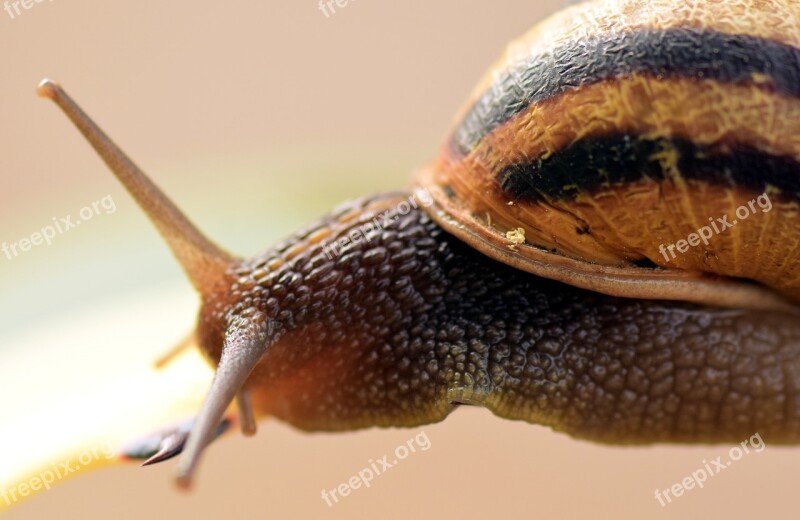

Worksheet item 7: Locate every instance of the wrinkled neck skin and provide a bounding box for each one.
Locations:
[197,192,800,444]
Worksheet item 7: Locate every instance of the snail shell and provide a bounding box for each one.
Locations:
[416,0,800,310]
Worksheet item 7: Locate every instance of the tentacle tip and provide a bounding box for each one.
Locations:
[175,474,194,491]
[37,78,61,99]
[141,448,179,467]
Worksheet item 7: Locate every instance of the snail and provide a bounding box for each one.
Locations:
[36,0,800,490]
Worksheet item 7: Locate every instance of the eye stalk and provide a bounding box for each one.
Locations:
[175,314,275,488]
[37,78,271,488]
[36,78,235,296]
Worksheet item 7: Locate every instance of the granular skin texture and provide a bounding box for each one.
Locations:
[196,192,800,444]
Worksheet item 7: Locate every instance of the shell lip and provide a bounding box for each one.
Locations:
[412,165,799,314]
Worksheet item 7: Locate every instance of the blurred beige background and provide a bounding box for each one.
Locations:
[1,1,797,519]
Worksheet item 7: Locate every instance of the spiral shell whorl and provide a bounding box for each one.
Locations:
[418,0,800,306]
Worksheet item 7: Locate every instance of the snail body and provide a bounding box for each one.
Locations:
[38,0,800,488]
